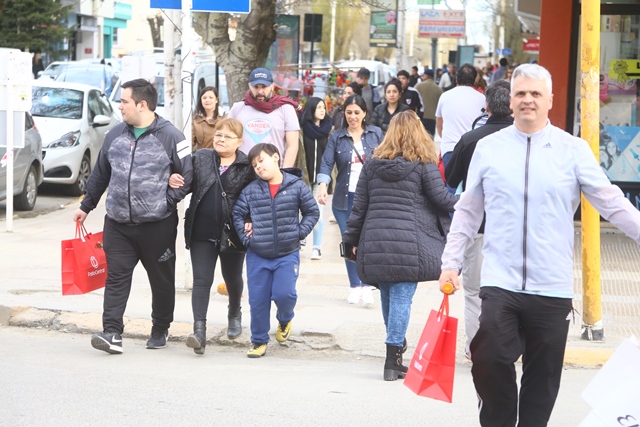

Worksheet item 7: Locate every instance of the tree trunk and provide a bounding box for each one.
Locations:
[194,0,276,106]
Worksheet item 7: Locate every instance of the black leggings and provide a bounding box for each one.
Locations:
[189,240,245,323]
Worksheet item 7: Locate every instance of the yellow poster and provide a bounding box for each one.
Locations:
[608,59,640,84]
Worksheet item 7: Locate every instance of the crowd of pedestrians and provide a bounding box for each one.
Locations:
[73,61,640,427]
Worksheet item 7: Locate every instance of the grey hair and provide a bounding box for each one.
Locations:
[486,80,512,117]
[511,64,552,93]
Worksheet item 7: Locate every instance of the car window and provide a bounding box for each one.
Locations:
[97,93,113,116]
[56,66,116,93]
[88,91,102,121]
[31,87,83,119]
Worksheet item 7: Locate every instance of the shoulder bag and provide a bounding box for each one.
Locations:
[214,161,246,253]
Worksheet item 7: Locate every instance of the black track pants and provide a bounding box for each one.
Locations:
[102,212,178,334]
[470,286,573,427]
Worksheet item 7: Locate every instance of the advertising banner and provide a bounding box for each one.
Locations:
[418,9,465,39]
[600,126,640,182]
[523,39,540,53]
[370,0,397,47]
[265,15,300,69]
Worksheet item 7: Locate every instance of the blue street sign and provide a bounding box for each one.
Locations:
[193,0,250,13]
[502,48,512,56]
[151,0,251,13]
[151,0,181,9]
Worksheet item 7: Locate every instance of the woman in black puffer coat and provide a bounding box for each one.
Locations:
[343,111,458,381]
[173,118,256,355]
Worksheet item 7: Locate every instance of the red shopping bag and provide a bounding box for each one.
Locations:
[61,222,107,295]
[404,293,458,402]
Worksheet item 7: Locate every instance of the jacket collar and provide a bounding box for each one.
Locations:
[512,119,552,143]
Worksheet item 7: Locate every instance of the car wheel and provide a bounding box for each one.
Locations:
[68,155,91,197]
[14,165,38,211]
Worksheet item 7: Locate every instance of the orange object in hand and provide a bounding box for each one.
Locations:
[217,283,228,296]
[442,281,454,295]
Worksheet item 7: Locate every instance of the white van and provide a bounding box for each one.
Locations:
[335,60,397,88]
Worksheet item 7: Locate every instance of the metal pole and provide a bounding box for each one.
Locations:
[164,10,176,125]
[181,0,194,291]
[396,0,405,70]
[580,0,603,341]
[6,81,14,232]
[330,0,336,62]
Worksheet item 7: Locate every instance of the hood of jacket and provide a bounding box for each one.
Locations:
[367,157,420,182]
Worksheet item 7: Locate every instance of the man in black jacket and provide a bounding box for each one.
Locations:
[73,79,193,354]
[444,79,513,358]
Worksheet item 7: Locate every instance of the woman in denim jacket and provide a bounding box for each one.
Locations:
[317,94,383,305]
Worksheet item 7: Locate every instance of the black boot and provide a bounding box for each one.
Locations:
[400,339,408,374]
[227,306,242,339]
[186,321,206,355]
[384,344,407,381]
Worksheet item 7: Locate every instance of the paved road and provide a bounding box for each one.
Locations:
[0,326,596,426]
[0,184,78,222]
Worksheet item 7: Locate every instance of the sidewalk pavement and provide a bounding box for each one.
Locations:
[1,196,639,367]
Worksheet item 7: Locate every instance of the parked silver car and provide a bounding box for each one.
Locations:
[0,113,44,211]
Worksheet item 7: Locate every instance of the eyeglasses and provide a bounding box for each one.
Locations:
[214,133,239,140]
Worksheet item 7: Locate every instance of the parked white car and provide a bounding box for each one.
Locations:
[31,81,120,196]
[109,75,165,120]
[0,113,44,210]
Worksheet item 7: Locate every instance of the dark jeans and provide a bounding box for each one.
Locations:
[332,192,361,288]
[470,286,573,427]
[441,151,456,194]
[102,212,178,334]
[189,239,245,323]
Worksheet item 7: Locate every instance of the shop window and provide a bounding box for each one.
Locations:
[575,14,640,185]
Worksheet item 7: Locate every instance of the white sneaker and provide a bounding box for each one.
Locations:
[362,286,374,306]
[347,287,362,304]
[311,247,322,260]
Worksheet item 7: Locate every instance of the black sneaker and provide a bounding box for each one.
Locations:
[146,326,168,349]
[91,331,123,354]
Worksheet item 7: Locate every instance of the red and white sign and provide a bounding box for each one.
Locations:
[418,9,465,39]
[523,39,540,54]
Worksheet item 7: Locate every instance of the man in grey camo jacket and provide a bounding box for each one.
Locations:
[73,78,193,354]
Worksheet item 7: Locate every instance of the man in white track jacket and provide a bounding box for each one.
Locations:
[439,64,640,427]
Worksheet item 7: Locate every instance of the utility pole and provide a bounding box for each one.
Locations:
[430,0,437,72]
[395,0,405,70]
[164,10,180,125]
[181,0,195,291]
[330,0,336,62]
[580,0,603,341]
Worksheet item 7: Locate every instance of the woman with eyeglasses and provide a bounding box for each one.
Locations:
[192,86,222,150]
[171,118,256,354]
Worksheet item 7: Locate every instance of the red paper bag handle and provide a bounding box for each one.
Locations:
[75,221,89,241]
[437,294,449,320]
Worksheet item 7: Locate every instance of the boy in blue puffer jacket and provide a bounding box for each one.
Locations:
[233,143,319,358]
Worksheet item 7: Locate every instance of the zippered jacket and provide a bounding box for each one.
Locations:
[184,149,255,249]
[80,116,193,224]
[316,126,383,211]
[232,168,320,259]
[343,157,457,284]
[442,123,640,294]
